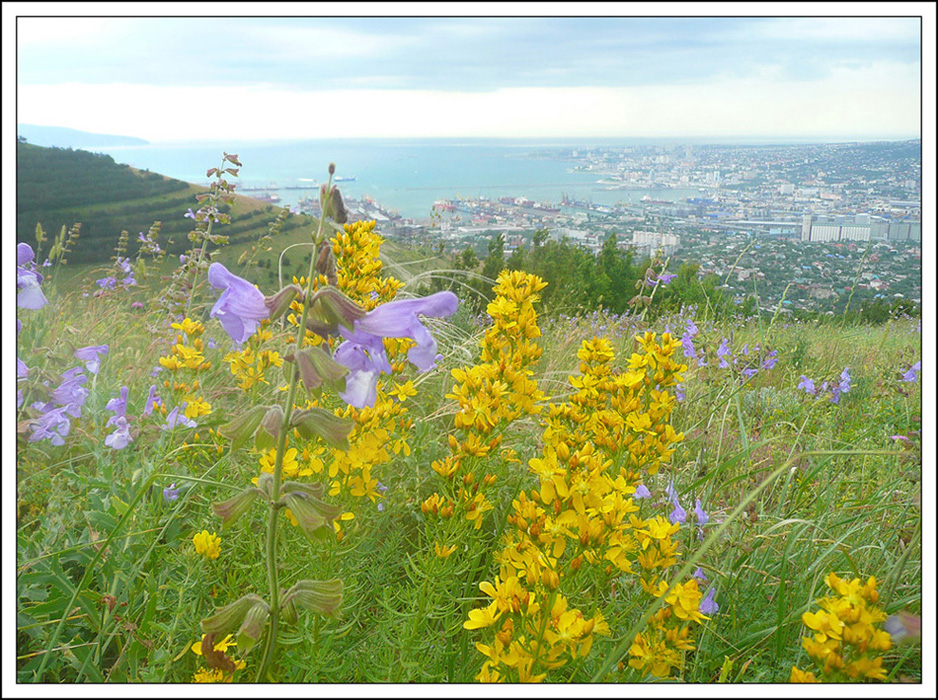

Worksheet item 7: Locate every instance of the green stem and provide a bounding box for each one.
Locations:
[255,174,333,682]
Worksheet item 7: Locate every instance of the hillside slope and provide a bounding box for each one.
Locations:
[16,142,309,265]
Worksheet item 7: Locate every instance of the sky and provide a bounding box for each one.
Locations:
[7,6,931,142]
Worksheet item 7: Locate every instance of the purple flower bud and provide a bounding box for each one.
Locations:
[207,263,270,344]
[700,587,719,615]
[669,502,687,525]
[693,567,708,582]
[694,499,709,527]
[142,384,161,417]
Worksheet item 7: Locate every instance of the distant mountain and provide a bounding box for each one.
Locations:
[17,124,149,148]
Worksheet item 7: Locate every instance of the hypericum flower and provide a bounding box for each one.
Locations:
[17,243,48,310]
[700,586,719,615]
[899,360,921,383]
[192,530,221,559]
[163,482,179,502]
[798,375,817,395]
[105,416,133,450]
[207,263,269,344]
[334,290,459,408]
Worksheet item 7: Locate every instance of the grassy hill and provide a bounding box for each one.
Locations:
[16,141,310,267]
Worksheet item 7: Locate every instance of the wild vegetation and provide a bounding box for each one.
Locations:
[15,156,922,685]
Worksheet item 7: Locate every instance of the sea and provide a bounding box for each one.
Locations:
[89,138,702,220]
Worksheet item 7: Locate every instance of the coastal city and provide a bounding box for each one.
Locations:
[254,139,922,314]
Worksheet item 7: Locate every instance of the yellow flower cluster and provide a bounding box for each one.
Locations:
[467,332,693,682]
[157,318,213,417]
[791,572,892,683]
[628,579,706,678]
[282,222,414,526]
[429,271,547,545]
[193,530,221,560]
[222,325,283,391]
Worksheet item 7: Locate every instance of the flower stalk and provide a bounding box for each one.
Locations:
[254,168,335,682]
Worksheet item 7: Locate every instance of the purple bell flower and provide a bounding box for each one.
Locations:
[105,386,129,427]
[700,587,719,615]
[105,416,133,450]
[207,263,270,344]
[74,345,109,375]
[17,242,48,310]
[900,360,921,383]
[334,291,458,408]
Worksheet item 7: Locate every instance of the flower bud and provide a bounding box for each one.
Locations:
[282,578,343,619]
[201,594,267,637]
[254,406,284,451]
[212,486,265,529]
[218,405,267,449]
[305,287,367,337]
[264,284,301,321]
[290,407,355,450]
[282,490,342,539]
[236,599,271,652]
[295,346,348,394]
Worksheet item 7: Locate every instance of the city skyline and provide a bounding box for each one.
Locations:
[8,9,928,143]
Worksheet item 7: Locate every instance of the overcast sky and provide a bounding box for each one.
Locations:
[10,11,927,142]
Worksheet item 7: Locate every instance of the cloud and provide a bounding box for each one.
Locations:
[17,58,920,142]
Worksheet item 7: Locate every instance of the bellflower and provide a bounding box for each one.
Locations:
[700,587,720,615]
[760,350,778,371]
[900,360,921,383]
[717,339,731,369]
[163,483,180,502]
[694,499,709,527]
[675,384,686,402]
[334,291,459,408]
[52,368,89,418]
[17,357,29,408]
[838,367,852,394]
[693,567,708,582]
[633,484,652,499]
[74,344,109,375]
[17,242,48,310]
[105,416,133,450]
[29,405,71,446]
[163,403,197,431]
[669,501,687,525]
[207,263,270,344]
[142,384,161,417]
[105,386,129,427]
[798,375,816,396]
[651,272,677,286]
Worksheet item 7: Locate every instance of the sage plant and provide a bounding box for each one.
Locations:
[199,164,458,681]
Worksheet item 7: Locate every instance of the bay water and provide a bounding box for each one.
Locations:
[91,138,699,220]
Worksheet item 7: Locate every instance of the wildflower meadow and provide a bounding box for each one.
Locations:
[13,157,924,687]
